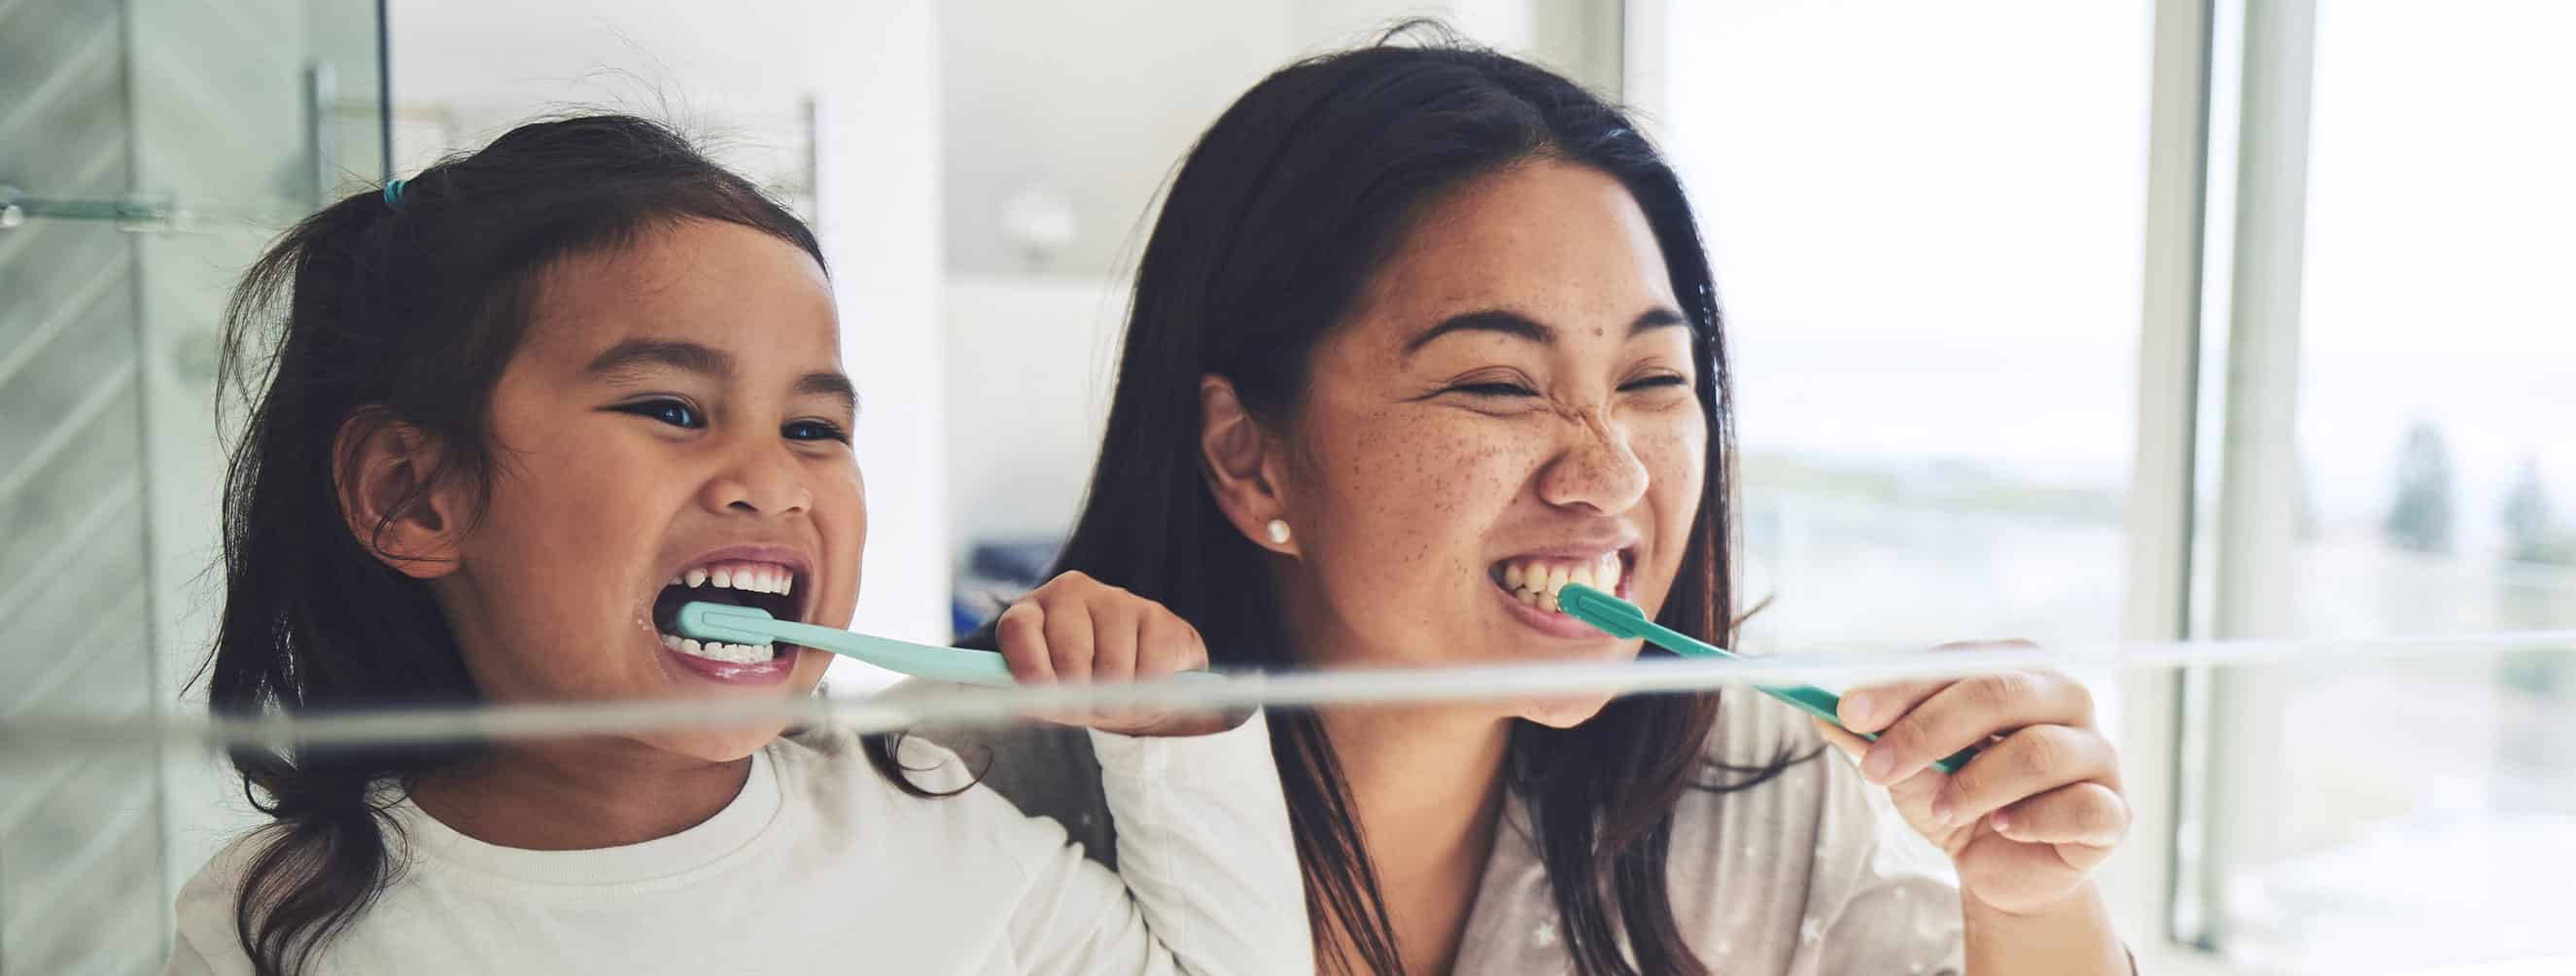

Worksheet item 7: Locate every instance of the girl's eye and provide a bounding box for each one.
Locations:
[1449,381,1539,399]
[783,419,852,443]
[616,398,704,429]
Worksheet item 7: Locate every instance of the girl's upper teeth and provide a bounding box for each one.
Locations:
[673,561,795,595]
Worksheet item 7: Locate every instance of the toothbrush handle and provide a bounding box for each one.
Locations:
[1628,618,1980,775]
[754,617,1019,686]
[757,617,1235,692]
[1750,682,1979,776]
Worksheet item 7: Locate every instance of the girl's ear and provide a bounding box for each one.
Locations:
[331,413,467,578]
[1198,374,1300,557]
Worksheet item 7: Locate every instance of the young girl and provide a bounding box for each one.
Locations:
[165,115,1307,976]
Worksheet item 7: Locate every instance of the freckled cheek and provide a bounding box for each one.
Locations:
[1327,428,1526,595]
[1632,424,1706,547]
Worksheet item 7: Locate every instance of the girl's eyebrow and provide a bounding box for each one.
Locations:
[585,338,856,413]
[585,338,730,380]
[794,371,859,415]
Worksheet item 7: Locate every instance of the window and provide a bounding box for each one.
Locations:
[1657,1,2151,656]
[2183,2,2576,968]
[1650,0,2576,969]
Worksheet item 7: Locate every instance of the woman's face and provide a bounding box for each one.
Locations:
[1271,158,1706,727]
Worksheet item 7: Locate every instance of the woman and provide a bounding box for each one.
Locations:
[949,36,2133,976]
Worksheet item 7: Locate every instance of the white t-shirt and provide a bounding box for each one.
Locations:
[165,714,1310,975]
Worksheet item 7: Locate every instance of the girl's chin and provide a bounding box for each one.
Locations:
[1515,691,1618,729]
[635,724,795,763]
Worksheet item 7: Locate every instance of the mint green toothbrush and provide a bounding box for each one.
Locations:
[676,602,1230,688]
[1556,583,1978,774]
[679,602,1018,685]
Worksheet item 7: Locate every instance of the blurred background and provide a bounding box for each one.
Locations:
[3,0,2571,972]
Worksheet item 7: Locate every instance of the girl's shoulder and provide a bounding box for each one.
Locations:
[773,724,984,796]
[169,827,269,974]
[768,724,1074,859]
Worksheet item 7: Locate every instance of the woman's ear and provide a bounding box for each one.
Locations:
[1198,374,1300,556]
[332,414,467,578]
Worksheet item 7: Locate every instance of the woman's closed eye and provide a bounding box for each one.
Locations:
[1444,373,1688,400]
[1448,380,1540,398]
[1619,372,1690,393]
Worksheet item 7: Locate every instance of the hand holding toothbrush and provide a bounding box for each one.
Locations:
[1815,645,2130,919]
[993,571,1239,737]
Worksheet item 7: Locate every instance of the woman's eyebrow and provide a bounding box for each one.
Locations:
[1402,307,1688,359]
[1403,309,1553,358]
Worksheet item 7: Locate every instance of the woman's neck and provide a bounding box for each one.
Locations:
[410,740,751,851]
[1319,705,1514,974]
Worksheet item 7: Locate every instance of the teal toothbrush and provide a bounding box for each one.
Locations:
[678,602,1017,685]
[1556,583,1977,774]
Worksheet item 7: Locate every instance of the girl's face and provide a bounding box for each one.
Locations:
[1272,159,1706,728]
[432,219,860,761]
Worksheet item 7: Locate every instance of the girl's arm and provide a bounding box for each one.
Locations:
[990,572,1313,975]
[1084,714,1310,973]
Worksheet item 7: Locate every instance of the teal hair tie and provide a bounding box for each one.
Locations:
[382,178,407,211]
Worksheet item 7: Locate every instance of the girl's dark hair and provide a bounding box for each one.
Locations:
[202,114,922,976]
[985,33,1799,975]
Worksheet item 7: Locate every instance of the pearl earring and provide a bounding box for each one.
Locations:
[1266,519,1292,545]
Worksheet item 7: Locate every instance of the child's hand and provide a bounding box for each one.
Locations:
[993,571,1238,737]
[1815,644,2129,917]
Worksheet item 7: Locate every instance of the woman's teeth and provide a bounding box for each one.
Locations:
[1499,553,1623,613]
[660,633,776,663]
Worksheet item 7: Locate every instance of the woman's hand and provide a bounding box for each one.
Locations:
[1814,645,2129,917]
[993,571,1237,737]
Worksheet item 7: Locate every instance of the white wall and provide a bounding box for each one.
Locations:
[936,0,1597,276]
[942,271,1129,560]
[938,0,1297,275]
[385,0,952,655]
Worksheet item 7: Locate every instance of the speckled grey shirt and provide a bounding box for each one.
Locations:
[932,686,1967,974]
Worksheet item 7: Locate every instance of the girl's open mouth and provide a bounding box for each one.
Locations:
[647,558,809,681]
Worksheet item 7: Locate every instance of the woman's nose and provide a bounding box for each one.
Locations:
[1536,418,1650,515]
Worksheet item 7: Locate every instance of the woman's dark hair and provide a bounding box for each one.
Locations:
[201,114,924,976]
[982,33,1800,975]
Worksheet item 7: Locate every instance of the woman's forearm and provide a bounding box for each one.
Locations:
[1962,881,2131,976]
